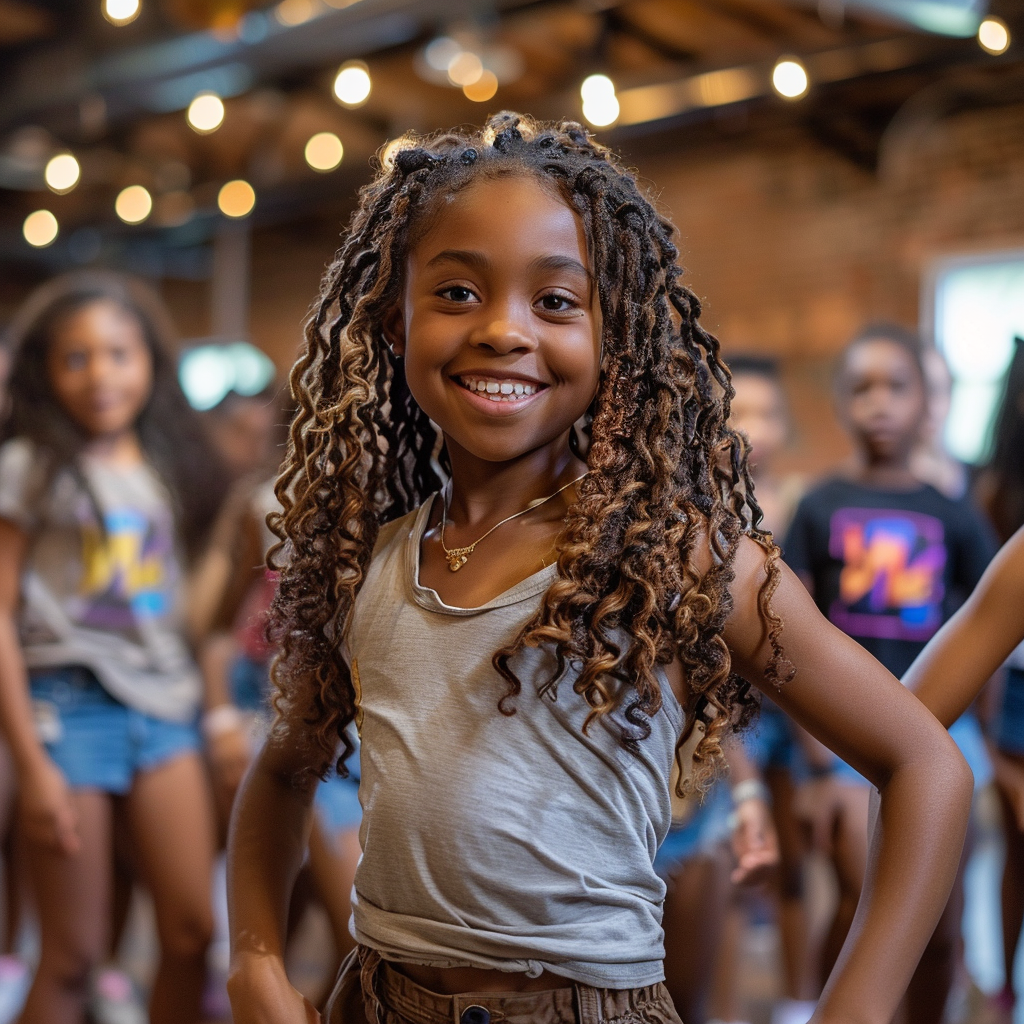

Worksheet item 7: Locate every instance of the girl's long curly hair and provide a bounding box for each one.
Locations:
[1,270,227,560]
[267,112,791,790]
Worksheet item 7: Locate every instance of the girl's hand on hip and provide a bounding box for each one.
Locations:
[18,755,80,855]
[228,952,322,1024]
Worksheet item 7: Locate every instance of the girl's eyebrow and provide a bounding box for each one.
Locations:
[424,249,591,280]
[425,249,490,270]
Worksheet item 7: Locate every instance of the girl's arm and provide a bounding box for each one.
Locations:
[226,733,321,1023]
[724,539,972,1024]
[0,519,80,854]
[902,524,1024,729]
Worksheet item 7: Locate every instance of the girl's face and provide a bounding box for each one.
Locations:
[389,173,601,465]
[839,338,926,463]
[47,299,154,440]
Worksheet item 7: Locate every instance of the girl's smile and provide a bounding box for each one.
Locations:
[388,174,601,465]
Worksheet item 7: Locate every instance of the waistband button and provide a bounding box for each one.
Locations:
[460,1005,490,1024]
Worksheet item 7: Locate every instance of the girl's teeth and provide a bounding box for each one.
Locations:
[461,378,538,399]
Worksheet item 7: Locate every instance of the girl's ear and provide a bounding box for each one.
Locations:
[382,305,406,358]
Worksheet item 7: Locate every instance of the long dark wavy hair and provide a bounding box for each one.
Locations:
[1,270,227,560]
[267,113,791,791]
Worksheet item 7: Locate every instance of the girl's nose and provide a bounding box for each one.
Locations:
[469,318,536,354]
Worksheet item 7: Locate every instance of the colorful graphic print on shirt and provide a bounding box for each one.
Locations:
[75,506,175,631]
[827,507,947,642]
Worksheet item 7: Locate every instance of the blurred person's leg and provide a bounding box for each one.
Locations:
[767,766,813,1001]
[817,783,869,988]
[127,751,215,1024]
[19,790,112,1024]
[662,846,732,1024]
[998,781,1024,1016]
[708,896,748,1024]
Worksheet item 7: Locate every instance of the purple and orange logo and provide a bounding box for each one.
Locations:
[828,508,946,641]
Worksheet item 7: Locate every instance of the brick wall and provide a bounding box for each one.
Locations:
[637,100,1024,473]
[165,99,1024,477]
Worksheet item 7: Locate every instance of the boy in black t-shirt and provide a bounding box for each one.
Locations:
[784,325,996,1024]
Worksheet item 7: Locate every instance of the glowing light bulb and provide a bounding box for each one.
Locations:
[978,16,1010,55]
[115,185,152,224]
[218,179,256,218]
[102,0,140,25]
[581,74,615,103]
[463,70,498,103]
[333,62,371,107]
[581,75,619,127]
[187,92,225,134]
[23,210,58,247]
[305,132,344,171]
[772,58,809,99]
[45,153,81,193]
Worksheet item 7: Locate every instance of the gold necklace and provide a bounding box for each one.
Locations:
[440,474,586,572]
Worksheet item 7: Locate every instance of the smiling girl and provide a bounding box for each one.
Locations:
[227,114,972,1024]
[0,272,225,1024]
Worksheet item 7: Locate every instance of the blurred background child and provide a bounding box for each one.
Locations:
[0,272,226,1024]
[784,324,997,1024]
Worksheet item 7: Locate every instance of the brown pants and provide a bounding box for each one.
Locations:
[325,947,684,1024]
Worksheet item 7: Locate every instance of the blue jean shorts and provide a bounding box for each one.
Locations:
[997,667,1024,756]
[230,654,362,835]
[745,697,808,781]
[30,666,200,795]
[654,781,732,879]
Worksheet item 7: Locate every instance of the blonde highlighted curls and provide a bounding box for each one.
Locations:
[266,112,792,791]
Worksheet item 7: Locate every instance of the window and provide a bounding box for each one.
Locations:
[925,251,1024,464]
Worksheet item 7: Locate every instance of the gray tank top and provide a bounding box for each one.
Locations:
[346,498,684,988]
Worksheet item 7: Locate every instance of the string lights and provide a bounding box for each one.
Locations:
[115,185,152,224]
[102,0,140,25]
[305,132,344,171]
[218,180,256,218]
[44,154,81,194]
[581,75,619,127]
[333,62,371,107]
[771,58,809,99]
[23,210,58,247]
[187,93,225,133]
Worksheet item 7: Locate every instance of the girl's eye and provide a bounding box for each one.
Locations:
[438,286,476,303]
[538,294,575,313]
[64,352,88,371]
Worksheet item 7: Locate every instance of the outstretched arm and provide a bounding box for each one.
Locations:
[724,539,972,1024]
[903,524,1024,729]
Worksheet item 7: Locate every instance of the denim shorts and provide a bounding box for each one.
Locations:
[997,667,1024,756]
[30,666,200,795]
[745,698,808,781]
[653,781,732,879]
[325,946,683,1024]
[231,654,362,835]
